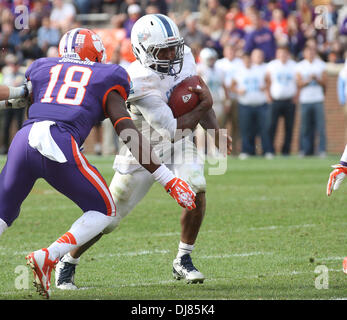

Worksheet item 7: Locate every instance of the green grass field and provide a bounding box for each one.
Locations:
[0,154,346,300]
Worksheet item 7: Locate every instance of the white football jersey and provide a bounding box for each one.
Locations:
[266,59,297,100]
[295,58,326,104]
[233,63,267,106]
[114,45,202,174]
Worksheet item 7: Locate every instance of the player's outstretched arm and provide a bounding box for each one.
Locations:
[0,82,31,101]
[0,82,32,110]
[106,90,196,210]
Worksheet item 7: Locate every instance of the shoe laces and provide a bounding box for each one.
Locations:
[180,254,198,272]
[57,261,76,285]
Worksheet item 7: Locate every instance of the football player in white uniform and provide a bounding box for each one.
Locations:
[55,14,232,288]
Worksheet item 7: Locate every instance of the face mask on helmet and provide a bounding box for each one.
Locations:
[59,28,107,63]
[131,14,185,76]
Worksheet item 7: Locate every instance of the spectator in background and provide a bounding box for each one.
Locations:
[231,51,271,159]
[225,2,251,30]
[266,45,297,156]
[219,15,245,49]
[145,4,160,14]
[37,16,61,54]
[142,0,167,15]
[46,46,59,57]
[206,15,225,55]
[287,13,306,58]
[50,0,76,30]
[18,13,43,60]
[244,9,276,61]
[269,8,287,34]
[180,14,210,49]
[73,0,91,14]
[31,0,53,21]
[199,0,227,36]
[123,3,142,38]
[118,0,139,15]
[340,16,347,36]
[269,8,288,46]
[0,22,21,55]
[0,54,25,155]
[215,44,243,155]
[296,45,327,157]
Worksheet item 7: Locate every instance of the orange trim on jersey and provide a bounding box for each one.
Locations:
[71,136,116,216]
[113,116,132,130]
[102,84,128,118]
[57,232,77,245]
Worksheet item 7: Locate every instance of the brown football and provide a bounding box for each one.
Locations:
[168,76,200,118]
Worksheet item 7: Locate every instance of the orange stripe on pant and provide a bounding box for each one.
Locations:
[71,137,116,216]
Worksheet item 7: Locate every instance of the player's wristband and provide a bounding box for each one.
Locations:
[113,116,132,130]
[8,86,25,99]
[152,164,175,187]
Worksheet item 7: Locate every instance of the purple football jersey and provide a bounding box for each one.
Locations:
[24,57,130,145]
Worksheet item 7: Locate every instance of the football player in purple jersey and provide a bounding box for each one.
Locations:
[0,28,200,299]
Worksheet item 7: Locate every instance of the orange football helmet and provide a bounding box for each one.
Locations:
[58,28,106,63]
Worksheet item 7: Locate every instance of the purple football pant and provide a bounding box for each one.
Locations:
[0,123,116,227]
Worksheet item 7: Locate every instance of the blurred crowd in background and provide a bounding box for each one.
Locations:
[0,0,346,158]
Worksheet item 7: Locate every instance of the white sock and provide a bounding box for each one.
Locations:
[47,211,114,261]
[61,252,80,265]
[0,218,8,237]
[176,241,194,259]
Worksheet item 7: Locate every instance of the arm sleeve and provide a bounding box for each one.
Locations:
[131,95,177,140]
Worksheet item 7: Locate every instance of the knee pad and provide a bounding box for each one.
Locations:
[109,173,134,203]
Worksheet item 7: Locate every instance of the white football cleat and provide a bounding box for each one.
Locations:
[25,248,57,299]
[55,254,79,290]
[173,254,205,284]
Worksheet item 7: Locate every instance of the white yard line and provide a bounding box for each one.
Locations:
[200,252,273,259]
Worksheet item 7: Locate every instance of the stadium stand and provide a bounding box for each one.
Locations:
[0,0,346,155]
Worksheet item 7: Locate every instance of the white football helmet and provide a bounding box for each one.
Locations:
[131,14,184,76]
[199,48,218,67]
